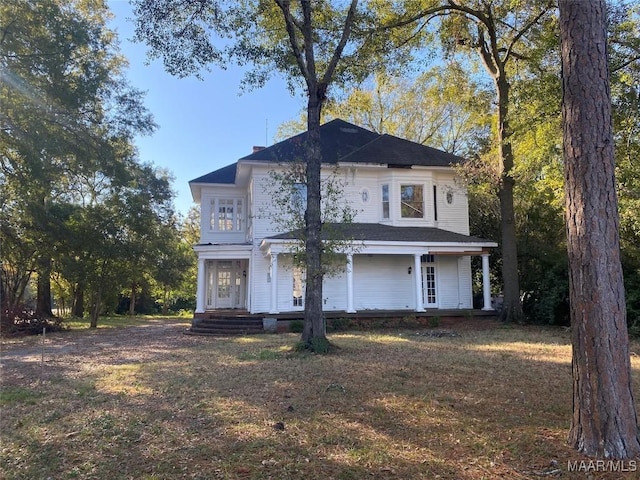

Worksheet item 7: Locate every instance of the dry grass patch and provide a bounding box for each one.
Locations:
[2,320,640,479]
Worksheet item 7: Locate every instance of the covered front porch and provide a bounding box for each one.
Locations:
[259,249,495,314]
[194,243,252,314]
[260,223,498,315]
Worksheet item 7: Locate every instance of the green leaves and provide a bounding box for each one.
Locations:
[1,0,185,321]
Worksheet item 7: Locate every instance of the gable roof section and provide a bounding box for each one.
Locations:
[340,134,462,167]
[190,119,466,189]
[189,162,237,185]
[267,223,494,244]
[240,118,464,167]
[240,118,380,164]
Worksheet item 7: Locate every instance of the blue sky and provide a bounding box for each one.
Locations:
[108,1,306,216]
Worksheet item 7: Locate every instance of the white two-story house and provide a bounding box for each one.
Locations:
[189,119,497,318]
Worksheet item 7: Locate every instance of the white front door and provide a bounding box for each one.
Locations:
[206,260,246,309]
[422,256,438,308]
[216,261,234,308]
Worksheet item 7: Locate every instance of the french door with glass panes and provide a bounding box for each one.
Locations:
[206,260,246,309]
[421,255,438,308]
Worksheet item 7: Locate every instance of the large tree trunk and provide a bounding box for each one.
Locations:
[129,283,137,316]
[301,89,327,347]
[90,288,101,328]
[162,286,169,315]
[560,0,640,459]
[72,283,84,317]
[495,76,524,323]
[36,257,54,317]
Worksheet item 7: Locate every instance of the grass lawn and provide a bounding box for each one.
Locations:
[62,314,193,331]
[2,319,640,479]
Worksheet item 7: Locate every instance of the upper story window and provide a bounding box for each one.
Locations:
[433,185,438,222]
[381,184,389,219]
[400,185,424,218]
[292,183,307,211]
[210,198,244,231]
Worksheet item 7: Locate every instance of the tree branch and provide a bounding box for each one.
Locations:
[611,54,640,73]
[0,18,17,45]
[322,0,358,86]
[503,1,555,65]
[300,0,317,86]
[274,0,311,84]
[476,27,498,77]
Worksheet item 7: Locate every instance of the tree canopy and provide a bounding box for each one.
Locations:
[1,0,191,330]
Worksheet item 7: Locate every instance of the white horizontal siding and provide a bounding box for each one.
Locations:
[197,163,476,314]
[249,249,271,314]
[434,172,469,235]
[436,256,460,309]
[353,255,416,310]
[433,255,473,309]
[340,170,380,223]
[201,231,248,244]
[322,270,348,311]
[199,166,471,244]
[457,256,473,308]
[251,170,286,240]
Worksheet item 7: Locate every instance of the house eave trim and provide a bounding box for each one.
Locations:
[260,238,497,256]
[194,243,253,259]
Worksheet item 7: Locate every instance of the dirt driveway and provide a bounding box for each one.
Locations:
[0,318,194,387]
[1,316,500,388]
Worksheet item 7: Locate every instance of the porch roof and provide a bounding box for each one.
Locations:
[266,223,496,244]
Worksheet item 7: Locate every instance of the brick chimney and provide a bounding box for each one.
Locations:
[253,146,266,153]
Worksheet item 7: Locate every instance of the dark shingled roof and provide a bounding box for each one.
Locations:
[190,119,464,185]
[240,119,380,164]
[340,134,461,167]
[189,162,237,185]
[267,223,494,244]
[240,118,464,166]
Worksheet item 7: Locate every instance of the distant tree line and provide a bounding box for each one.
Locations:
[0,1,197,333]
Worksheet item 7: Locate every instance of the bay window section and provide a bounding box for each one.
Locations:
[400,185,424,218]
[209,198,245,232]
[382,184,389,219]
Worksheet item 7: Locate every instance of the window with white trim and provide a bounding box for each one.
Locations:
[292,267,304,307]
[381,184,389,219]
[209,198,244,231]
[433,185,438,221]
[292,183,307,212]
[400,185,424,218]
[421,255,437,306]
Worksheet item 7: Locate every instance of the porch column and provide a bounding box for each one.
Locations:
[269,253,279,314]
[195,257,206,313]
[346,254,355,313]
[482,253,492,311]
[414,254,425,312]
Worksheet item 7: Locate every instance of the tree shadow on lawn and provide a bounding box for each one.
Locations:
[3,325,640,479]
